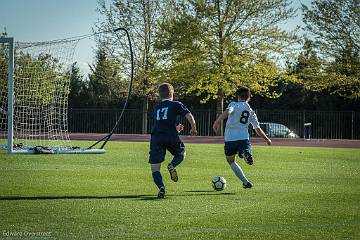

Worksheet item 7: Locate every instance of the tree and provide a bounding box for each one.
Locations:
[88,47,126,107]
[95,0,163,132]
[303,0,359,60]
[277,37,360,110]
[291,39,323,89]
[11,52,68,106]
[68,62,88,108]
[156,0,298,115]
[302,0,360,99]
[277,39,325,109]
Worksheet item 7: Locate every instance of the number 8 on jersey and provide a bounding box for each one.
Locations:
[240,110,250,124]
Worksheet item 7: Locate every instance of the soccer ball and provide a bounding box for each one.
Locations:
[211,176,227,191]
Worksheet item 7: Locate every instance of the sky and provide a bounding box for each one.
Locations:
[0,0,100,73]
[0,0,311,74]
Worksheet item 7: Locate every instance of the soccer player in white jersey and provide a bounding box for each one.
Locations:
[213,87,272,188]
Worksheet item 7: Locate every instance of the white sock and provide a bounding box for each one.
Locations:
[230,162,249,184]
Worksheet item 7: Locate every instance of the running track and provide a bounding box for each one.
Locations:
[70,133,360,148]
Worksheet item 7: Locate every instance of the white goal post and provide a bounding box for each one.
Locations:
[1,37,14,153]
[0,36,104,154]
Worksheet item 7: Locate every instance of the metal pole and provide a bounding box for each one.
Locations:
[6,38,14,153]
[303,110,305,140]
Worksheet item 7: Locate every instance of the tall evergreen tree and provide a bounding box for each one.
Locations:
[68,62,88,108]
[88,47,126,107]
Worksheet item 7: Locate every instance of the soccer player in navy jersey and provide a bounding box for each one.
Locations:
[149,83,197,198]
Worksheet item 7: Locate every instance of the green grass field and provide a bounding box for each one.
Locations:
[0,141,359,240]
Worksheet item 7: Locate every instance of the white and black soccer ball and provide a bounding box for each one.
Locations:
[211,176,227,191]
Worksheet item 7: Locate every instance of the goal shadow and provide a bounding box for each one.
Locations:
[0,195,156,201]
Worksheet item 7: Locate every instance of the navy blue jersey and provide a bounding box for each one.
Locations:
[151,100,190,135]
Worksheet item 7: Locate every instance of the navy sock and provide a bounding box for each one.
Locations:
[170,154,184,168]
[152,171,164,190]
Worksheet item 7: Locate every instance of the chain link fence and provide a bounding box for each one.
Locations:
[68,109,360,140]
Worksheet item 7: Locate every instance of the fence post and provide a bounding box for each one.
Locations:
[142,97,148,134]
[303,110,305,140]
[208,109,211,136]
[351,111,354,140]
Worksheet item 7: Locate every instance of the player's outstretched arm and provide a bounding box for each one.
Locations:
[185,113,197,136]
[212,109,232,135]
[255,128,272,145]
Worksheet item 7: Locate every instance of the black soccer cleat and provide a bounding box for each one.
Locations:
[243,182,253,189]
[244,152,253,165]
[167,164,178,182]
[157,186,166,199]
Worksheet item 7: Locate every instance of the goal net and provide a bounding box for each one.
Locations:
[0,37,104,154]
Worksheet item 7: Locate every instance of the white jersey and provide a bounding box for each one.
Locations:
[224,101,260,142]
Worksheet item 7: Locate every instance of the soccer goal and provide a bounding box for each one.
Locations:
[0,37,105,154]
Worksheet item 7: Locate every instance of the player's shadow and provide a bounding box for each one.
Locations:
[0,195,160,201]
[0,191,234,202]
[182,190,235,196]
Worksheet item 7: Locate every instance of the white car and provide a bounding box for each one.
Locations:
[259,122,299,138]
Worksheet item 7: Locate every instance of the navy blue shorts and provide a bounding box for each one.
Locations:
[149,133,185,164]
[224,139,252,157]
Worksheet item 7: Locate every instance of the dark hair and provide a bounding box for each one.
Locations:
[158,83,174,99]
[235,87,251,100]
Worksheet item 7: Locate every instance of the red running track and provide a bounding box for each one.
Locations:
[70,133,360,148]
